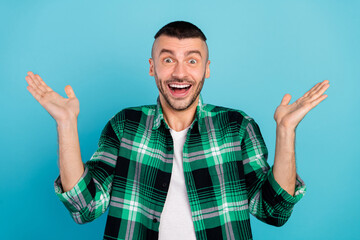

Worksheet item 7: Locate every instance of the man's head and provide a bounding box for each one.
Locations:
[149,21,210,112]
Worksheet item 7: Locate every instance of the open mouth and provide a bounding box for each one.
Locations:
[168,83,192,97]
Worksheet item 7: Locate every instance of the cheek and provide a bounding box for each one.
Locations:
[156,66,173,79]
[192,68,206,79]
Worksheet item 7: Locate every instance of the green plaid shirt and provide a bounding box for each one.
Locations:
[55,96,306,240]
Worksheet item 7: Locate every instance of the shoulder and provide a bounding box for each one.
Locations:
[109,104,157,123]
[101,104,157,135]
[203,104,266,143]
[202,103,255,124]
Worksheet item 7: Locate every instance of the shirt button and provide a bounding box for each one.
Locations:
[153,218,158,223]
[167,147,172,151]
[162,182,168,188]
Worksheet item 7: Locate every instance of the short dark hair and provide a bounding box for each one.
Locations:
[152,21,209,60]
[154,21,207,41]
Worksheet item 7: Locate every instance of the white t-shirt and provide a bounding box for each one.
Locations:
[158,127,197,240]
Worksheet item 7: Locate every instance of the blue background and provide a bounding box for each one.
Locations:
[1,0,359,239]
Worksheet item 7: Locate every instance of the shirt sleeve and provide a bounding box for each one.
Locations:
[54,119,120,224]
[241,119,306,227]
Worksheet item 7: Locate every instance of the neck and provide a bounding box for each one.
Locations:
[160,97,198,132]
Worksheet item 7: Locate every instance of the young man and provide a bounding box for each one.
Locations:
[25,21,330,240]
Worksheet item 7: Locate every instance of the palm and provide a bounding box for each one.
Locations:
[274,80,330,130]
[25,72,80,123]
[40,90,79,121]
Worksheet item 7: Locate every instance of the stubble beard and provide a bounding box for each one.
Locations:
[154,71,205,111]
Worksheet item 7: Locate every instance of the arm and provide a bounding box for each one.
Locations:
[25,71,83,191]
[57,119,84,192]
[26,71,120,223]
[55,120,120,224]
[243,119,304,227]
[273,80,330,195]
[244,80,329,226]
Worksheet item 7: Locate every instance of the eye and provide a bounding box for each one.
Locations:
[164,58,173,63]
[189,59,197,64]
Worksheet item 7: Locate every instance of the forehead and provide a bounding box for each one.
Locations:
[152,35,207,56]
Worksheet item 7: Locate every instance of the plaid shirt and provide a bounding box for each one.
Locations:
[55,96,306,240]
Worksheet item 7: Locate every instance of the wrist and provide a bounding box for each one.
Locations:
[56,118,78,130]
[276,124,296,139]
[276,122,296,133]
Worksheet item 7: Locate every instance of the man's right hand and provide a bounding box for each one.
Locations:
[26,71,84,192]
[25,71,79,124]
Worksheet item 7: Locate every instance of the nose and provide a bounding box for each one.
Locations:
[171,62,187,79]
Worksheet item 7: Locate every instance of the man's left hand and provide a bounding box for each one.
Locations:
[274,80,330,131]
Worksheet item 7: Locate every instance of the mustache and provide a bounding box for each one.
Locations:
[165,78,194,84]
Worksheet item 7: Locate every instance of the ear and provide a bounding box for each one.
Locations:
[205,60,210,78]
[149,58,154,76]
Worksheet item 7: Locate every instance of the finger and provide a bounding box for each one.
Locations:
[27,71,35,77]
[310,94,328,109]
[304,80,329,98]
[313,81,330,95]
[34,74,53,91]
[303,82,321,98]
[26,72,37,87]
[25,75,37,89]
[25,76,45,96]
[27,71,38,83]
[27,85,42,102]
[31,74,48,93]
[280,94,292,105]
[27,72,44,92]
[64,85,76,99]
[310,83,330,101]
[312,80,329,95]
[310,82,324,94]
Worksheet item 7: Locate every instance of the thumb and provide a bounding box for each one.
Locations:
[64,85,76,99]
[280,94,292,105]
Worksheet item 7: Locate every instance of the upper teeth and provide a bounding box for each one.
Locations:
[169,84,190,88]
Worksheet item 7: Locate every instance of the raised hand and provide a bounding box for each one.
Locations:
[274,80,330,130]
[25,71,80,124]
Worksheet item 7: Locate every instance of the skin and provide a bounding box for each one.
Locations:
[25,72,83,192]
[273,81,329,195]
[149,35,210,131]
[25,36,329,195]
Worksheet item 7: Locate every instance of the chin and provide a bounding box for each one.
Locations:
[166,96,198,111]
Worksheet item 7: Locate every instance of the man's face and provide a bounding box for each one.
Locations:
[149,35,210,111]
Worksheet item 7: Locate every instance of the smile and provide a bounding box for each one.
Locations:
[168,83,192,97]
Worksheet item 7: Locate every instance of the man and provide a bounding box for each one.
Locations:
[25,21,330,240]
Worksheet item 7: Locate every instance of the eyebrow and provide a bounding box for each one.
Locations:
[159,49,202,58]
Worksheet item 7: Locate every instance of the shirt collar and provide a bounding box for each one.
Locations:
[153,95,206,132]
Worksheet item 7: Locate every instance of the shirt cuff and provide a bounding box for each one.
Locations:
[54,165,92,213]
[267,167,306,210]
